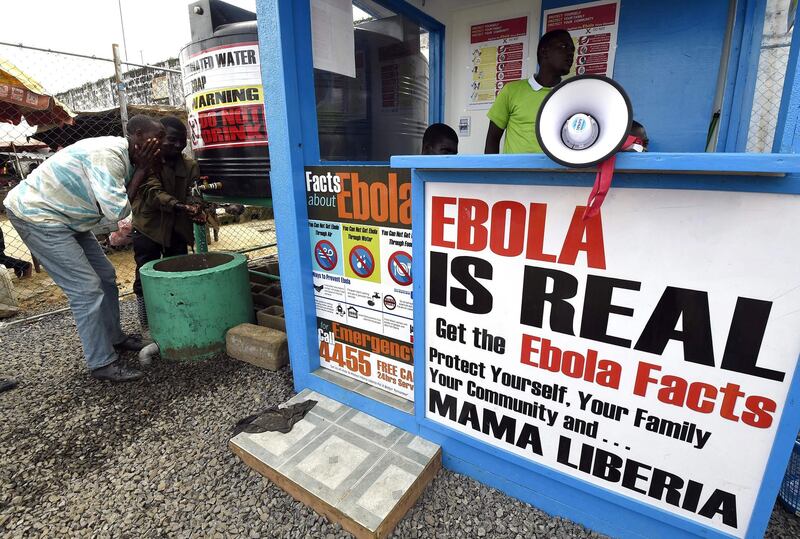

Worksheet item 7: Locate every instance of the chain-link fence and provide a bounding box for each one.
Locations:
[747,0,794,152]
[0,42,275,318]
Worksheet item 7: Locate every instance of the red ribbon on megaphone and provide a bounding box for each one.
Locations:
[582,135,638,221]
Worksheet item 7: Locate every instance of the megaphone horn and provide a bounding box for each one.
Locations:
[535,75,634,220]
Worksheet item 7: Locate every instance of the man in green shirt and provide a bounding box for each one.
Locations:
[485,29,575,154]
[131,116,202,333]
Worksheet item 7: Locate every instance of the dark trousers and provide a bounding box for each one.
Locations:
[0,227,31,277]
[0,253,31,277]
[132,230,188,297]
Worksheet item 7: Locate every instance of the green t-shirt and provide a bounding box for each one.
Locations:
[487,79,550,154]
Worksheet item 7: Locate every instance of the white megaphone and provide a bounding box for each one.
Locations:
[535,75,634,220]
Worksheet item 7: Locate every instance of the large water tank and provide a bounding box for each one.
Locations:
[180,0,270,198]
[315,16,429,161]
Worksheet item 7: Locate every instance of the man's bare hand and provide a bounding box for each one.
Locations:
[132,138,162,173]
[190,212,207,224]
[176,203,202,216]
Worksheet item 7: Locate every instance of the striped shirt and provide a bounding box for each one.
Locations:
[3,137,133,232]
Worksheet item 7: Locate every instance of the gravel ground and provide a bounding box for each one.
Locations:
[1,302,800,538]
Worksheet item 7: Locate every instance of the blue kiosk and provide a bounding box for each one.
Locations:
[243,0,800,537]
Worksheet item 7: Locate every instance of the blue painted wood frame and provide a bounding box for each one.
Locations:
[256,0,319,393]
[256,0,444,431]
[716,0,749,152]
[773,5,800,152]
[717,0,768,152]
[392,151,800,176]
[398,153,800,539]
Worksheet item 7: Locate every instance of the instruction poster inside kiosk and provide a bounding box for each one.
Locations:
[543,0,620,77]
[306,166,414,401]
[424,182,800,536]
[468,16,529,109]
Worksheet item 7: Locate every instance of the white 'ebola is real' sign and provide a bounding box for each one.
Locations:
[423,182,800,536]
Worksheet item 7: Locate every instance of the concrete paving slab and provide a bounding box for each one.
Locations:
[230,388,441,539]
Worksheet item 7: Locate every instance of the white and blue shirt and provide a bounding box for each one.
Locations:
[3,137,133,232]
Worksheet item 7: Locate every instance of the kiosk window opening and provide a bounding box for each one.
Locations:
[311,0,432,162]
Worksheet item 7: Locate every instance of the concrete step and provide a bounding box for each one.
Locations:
[230,389,441,538]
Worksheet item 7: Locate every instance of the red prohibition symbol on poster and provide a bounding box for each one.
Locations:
[349,245,375,278]
[388,251,412,286]
[315,240,338,271]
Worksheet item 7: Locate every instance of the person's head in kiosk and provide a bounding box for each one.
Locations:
[485,28,575,154]
[625,120,649,152]
[422,123,458,155]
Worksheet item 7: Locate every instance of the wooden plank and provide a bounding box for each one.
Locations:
[375,448,442,539]
[390,152,800,174]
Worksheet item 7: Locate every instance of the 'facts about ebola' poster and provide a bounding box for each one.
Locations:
[306,167,414,401]
[180,42,267,152]
[424,182,800,536]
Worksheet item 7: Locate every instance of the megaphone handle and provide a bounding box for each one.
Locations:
[582,136,638,221]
